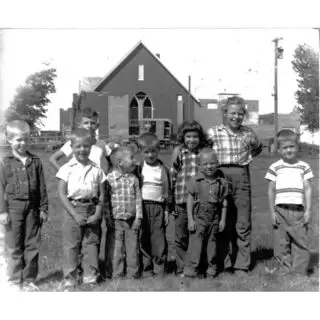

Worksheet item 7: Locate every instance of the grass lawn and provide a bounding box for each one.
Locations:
[35,148,319,291]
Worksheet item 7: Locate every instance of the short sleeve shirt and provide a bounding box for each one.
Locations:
[56,157,107,200]
[265,159,313,205]
[60,140,109,173]
[186,171,229,204]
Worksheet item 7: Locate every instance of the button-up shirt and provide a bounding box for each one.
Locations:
[105,169,142,220]
[186,171,229,204]
[170,145,202,205]
[56,157,107,200]
[0,150,48,213]
[207,124,262,166]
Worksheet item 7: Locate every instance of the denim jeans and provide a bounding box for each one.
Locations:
[218,166,252,271]
[174,204,189,273]
[184,202,220,277]
[109,219,140,278]
[140,201,167,276]
[274,204,311,274]
[5,200,41,284]
[62,203,100,284]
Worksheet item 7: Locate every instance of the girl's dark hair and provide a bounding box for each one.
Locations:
[177,120,208,148]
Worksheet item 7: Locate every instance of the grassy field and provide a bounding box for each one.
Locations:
[35,148,319,291]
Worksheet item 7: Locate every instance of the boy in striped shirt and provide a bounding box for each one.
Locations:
[265,129,313,275]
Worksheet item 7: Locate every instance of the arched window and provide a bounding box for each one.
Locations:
[129,92,153,136]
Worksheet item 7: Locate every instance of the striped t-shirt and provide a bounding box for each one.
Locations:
[265,159,313,206]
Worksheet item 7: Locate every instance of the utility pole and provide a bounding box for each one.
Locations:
[272,37,284,146]
[188,75,191,121]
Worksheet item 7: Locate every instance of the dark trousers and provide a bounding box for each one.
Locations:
[140,201,167,276]
[174,204,189,273]
[99,215,114,279]
[274,205,311,274]
[108,218,140,278]
[184,202,220,277]
[5,200,41,284]
[218,166,252,271]
[62,203,100,284]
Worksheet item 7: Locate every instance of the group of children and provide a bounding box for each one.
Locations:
[0,103,314,291]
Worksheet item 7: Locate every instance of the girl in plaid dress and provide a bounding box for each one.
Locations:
[170,120,208,274]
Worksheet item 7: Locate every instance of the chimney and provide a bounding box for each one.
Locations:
[156,53,160,59]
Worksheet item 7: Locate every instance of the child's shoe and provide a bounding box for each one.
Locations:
[83,275,98,285]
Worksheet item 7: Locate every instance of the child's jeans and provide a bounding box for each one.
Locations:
[274,204,311,274]
[63,202,100,284]
[0,224,9,288]
[184,201,220,277]
[5,200,41,285]
[174,204,189,274]
[109,218,140,279]
[140,201,167,276]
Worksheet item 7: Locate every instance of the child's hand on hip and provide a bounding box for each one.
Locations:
[0,212,10,225]
[303,210,311,226]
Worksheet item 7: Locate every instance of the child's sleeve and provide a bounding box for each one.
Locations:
[37,159,48,213]
[0,160,8,213]
[98,168,108,185]
[134,177,143,220]
[264,164,277,182]
[186,177,197,198]
[56,164,69,182]
[220,178,230,202]
[170,145,181,186]
[303,163,314,181]
[60,140,72,157]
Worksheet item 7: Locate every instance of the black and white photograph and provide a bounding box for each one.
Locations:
[0,2,319,310]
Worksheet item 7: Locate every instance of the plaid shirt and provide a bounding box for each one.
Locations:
[105,169,142,220]
[170,145,202,205]
[207,124,262,166]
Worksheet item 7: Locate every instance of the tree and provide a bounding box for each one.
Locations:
[5,65,57,131]
[292,44,319,132]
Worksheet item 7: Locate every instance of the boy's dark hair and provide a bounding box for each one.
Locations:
[69,128,93,146]
[276,129,299,148]
[222,96,247,114]
[137,132,160,149]
[177,120,208,148]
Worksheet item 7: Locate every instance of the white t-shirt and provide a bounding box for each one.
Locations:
[60,140,109,173]
[141,162,164,202]
[56,157,107,200]
[265,159,313,206]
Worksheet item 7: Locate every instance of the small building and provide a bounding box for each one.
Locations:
[62,41,201,139]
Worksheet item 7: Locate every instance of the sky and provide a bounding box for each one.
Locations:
[0,28,318,131]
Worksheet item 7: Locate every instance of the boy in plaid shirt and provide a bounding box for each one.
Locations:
[170,120,208,274]
[105,146,142,279]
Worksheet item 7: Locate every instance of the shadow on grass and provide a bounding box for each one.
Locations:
[250,247,274,269]
[309,251,319,273]
[37,270,64,285]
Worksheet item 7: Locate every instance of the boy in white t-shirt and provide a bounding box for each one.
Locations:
[136,132,172,277]
[49,107,110,174]
[265,129,313,275]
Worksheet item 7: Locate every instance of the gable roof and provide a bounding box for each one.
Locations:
[93,41,200,106]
